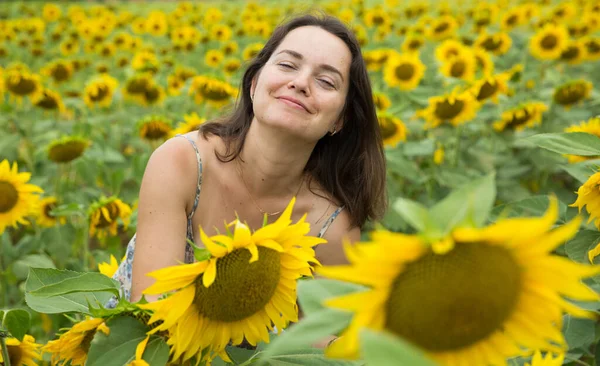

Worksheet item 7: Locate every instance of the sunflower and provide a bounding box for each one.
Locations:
[141,83,166,106]
[373,92,391,111]
[43,318,110,366]
[552,80,593,109]
[46,53,72,73]
[189,75,238,108]
[500,8,523,31]
[140,198,324,364]
[474,32,512,56]
[0,160,43,235]
[145,11,168,37]
[526,351,564,366]
[122,73,152,103]
[440,53,477,82]
[32,88,65,112]
[401,33,426,53]
[382,53,426,91]
[417,90,480,129]
[131,50,159,74]
[571,171,600,229]
[427,15,458,41]
[564,117,600,163]
[137,115,173,141]
[0,334,42,366]
[242,42,264,61]
[4,69,41,103]
[170,112,206,137]
[493,102,548,131]
[434,39,467,63]
[433,144,445,165]
[210,24,232,42]
[88,196,132,239]
[36,196,66,228]
[222,41,239,56]
[469,72,510,103]
[559,40,588,65]
[318,199,600,364]
[42,3,61,22]
[530,24,570,60]
[83,74,118,109]
[583,37,600,60]
[223,58,242,76]
[378,113,408,148]
[59,39,79,56]
[205,49,224,68]
[47,136,90,163]
[98,254,120,277]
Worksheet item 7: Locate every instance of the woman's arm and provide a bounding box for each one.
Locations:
[130,137,200,302]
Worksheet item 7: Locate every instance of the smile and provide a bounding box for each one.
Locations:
[278,98,309,113]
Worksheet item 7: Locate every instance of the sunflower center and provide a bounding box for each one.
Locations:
[194,247,281,322]
[36,93,59,110]
[379,117,398,139]
[44,202,57,218]
[385,242,522,352]
[7,344,23,365]
[408,39,422,50]
[126,79,149,94]
[554,85,586,105]
[202,86,230,101]
[476,80,498,100]
[144,87,160,103]
[0,181,19,213]
[434,22,450,34]
[8,75,37,96]
[49,141,87,163]
[434,98,465,120]
[52,64,70,81]
[142,122,171,139]
[89,85,109,102]
[80,330,96,353]
[540,34,558,50]
[394,63,415,81]
[96,202,120,228]
[481,37,501,51]
[450,60,466,77]
[560,46,580,61]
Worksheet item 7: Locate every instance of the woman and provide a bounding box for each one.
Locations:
[110,14,387,305]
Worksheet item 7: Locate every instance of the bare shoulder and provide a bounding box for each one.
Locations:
[315,208,360,266]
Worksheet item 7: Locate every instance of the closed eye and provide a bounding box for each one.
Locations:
[319,79,335,88]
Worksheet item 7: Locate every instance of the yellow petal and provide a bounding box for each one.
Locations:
[203,258,217,288]
[201,227,229,257]
[233,220,253,249]
[135,335,150,360]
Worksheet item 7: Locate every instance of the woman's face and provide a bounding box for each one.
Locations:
[251,26,352,142]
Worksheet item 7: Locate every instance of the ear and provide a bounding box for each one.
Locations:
[334,115,345,132]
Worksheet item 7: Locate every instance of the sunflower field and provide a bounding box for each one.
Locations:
[1,0,600,365]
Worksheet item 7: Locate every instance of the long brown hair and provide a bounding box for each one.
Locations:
[200,13,387,229]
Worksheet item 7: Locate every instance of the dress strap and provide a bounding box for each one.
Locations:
[175,134,203,220]
[318,206,344,238]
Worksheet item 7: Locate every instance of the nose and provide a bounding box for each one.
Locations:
[287,71,310,97]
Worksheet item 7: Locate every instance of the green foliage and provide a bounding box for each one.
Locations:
[360,329,437,366]
[2,309,31,341]
[25,268,118,314]
[524,132,600,156]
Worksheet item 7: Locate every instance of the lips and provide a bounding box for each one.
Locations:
[277,96,310,113]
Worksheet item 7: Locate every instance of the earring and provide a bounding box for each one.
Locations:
[329,127,337,136]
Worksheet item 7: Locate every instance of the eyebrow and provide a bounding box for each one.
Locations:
[276,49,345,82]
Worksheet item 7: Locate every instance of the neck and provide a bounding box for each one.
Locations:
[237,119,315,200]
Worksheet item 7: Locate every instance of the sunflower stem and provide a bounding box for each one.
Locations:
[563,356,592,366]
[0,331,11,366]
[453,124,463,167]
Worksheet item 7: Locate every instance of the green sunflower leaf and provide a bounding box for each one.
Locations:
[2,309,31,341]
[86,315,162,366]
[393,198,433,233]
[430,172,496,233]
[297,279,367,315]
[360,329,437,366]
[523,132,600,156]
[25,268,118,314]
[258,308,352,362]
[561,159,600,184]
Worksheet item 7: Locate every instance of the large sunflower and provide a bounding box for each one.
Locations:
[564,117,600,163]
[0,160,43,235]
[0,334,42,366]
[530,24,570,60]
[140,198,325,364]
[43,318,110,366]
[417,89,480,129]
[318,199,599,364]
[382,52,426,91]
